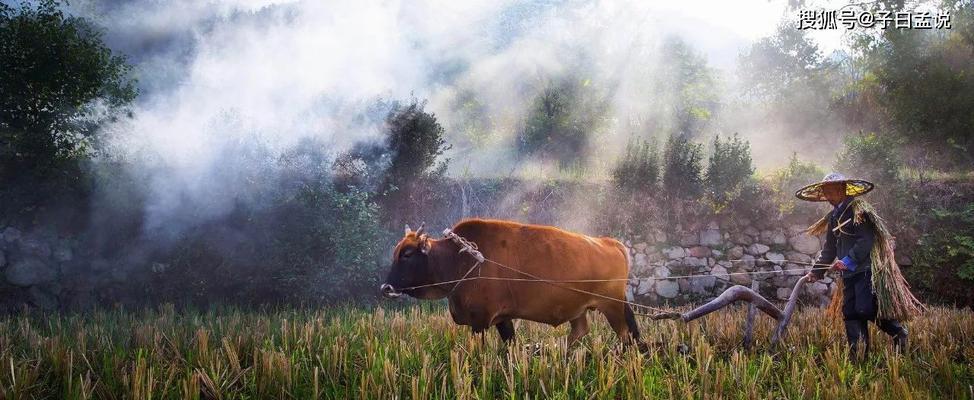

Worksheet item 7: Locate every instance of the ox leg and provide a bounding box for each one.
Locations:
[566,314,590,348]
[495,320,515,344]
[600,304,634,347]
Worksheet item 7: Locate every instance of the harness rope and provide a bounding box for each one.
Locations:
[394,229,832,317]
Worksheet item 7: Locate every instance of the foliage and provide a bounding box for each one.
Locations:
[909,203,974,306]
[657,37,719,136]
[662,133,704,199]
[704,133,754,208]
[0,305,971,398]
[765,153,825,217]
[0,0,136,182]
[518,77,608,167]
[835,132,902,187]
[612,137,660,195]
[844,0,974,165]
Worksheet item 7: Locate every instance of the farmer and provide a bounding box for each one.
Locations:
[797,173,913,357]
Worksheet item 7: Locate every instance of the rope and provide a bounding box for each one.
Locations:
[391,231,836,317]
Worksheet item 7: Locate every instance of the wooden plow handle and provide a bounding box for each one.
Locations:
[651,275,811,348]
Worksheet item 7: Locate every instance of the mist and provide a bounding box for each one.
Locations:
[0,0,868,247]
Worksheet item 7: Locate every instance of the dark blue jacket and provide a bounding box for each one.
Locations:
[813,198,876,279]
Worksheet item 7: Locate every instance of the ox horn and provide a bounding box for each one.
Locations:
[415,222,426,236]
[404,224,411,234]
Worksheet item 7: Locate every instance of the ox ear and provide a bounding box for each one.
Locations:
[419,235,431,254]
[404,224,411,235]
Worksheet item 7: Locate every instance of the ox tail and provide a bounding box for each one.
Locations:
[614,239,643,344]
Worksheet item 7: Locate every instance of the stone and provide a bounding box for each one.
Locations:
[684,256,708,268]
[688,246,711,258]
[787,225,806,236]
[743,226,760,237]
[654,266,671,278]
[734,254,757,271]
[789,233,821,255]
[2,227,22,243]
[634,253,647,267]
[730,233,753,246]
[679,233,699,247]
[759,230,774,243]
[711,249,723,259]
[727,246,745,260]
[770,231,788,245]
[765,252,786,266]
[730,268,752,286]
[784,263,808,276]
[699,229,722,246]
[5,257,57,286]
[746,243,770,256]
[785,251,812,264]
[655,280,680,298]
[691,275,716,292]
[711,264,729,281]
[634,242,648,253]
[706,221,719,230]
[636,279,653,296]
[663,246,686,260]
[776,288,792,301]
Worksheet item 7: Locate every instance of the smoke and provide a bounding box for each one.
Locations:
[57,0,856,235]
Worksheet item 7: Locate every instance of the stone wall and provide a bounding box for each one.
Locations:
[623,220,835,307]
[1,219,837,310]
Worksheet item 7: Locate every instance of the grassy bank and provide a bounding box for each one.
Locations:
[0,303,971,399]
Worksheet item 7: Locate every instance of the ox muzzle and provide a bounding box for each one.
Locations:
[379,283,402,299]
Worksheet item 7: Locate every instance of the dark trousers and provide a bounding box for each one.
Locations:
[842,270,907,356]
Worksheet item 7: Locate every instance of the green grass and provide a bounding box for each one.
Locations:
[0,303,971,399]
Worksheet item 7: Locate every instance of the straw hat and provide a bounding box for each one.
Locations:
[795,172,874,202]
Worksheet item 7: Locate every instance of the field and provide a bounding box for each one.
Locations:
[0,304,971,399]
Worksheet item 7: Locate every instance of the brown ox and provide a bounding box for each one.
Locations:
[380,218,643,347]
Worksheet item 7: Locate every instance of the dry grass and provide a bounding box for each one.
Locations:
[0,303,971,399]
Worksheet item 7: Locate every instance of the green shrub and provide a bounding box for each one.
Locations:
[835,132,903,186]
[910,203,974,307]
[612,138,660,194]
[704,134,754,208]
[662,133,703,198]
[765,153,825,217]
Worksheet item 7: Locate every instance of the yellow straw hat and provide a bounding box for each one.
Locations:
[795,172,874,202]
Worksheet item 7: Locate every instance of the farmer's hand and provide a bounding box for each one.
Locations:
[831,259,848,272]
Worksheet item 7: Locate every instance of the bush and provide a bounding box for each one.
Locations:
[835,132,903,186]
[612,138,660,194]
[662,133,703,198]
[765,153,825,217]
[704,134,754,208]
[909,203,974,307]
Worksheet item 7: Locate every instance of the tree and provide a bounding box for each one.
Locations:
[656,37,719,137]
[518,77,608,167]
[0,0,136,183]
